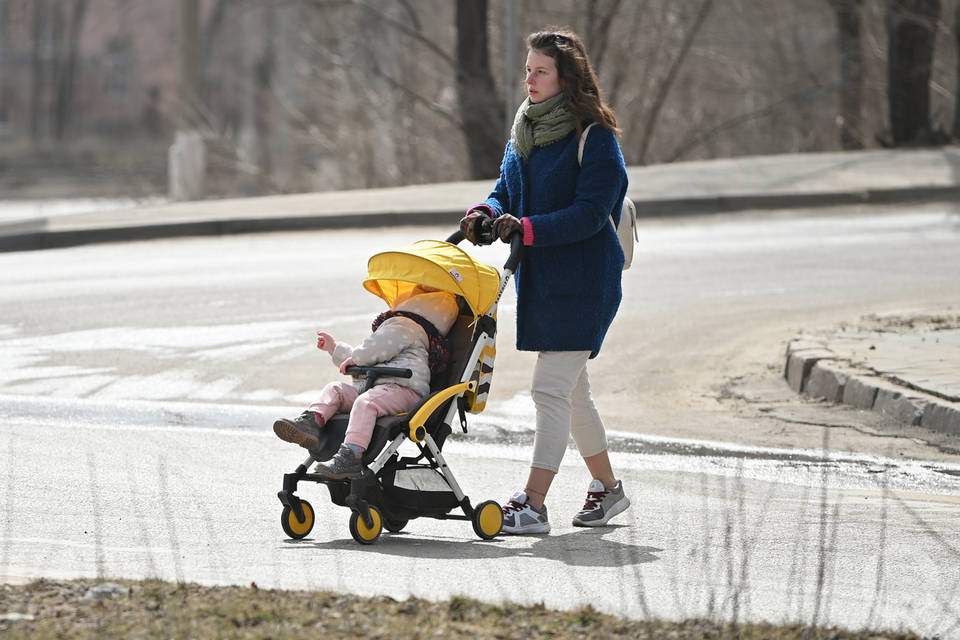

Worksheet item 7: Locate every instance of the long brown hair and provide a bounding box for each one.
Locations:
[527,28,619,136]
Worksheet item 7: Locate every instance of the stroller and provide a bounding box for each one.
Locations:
[277,229,521,544]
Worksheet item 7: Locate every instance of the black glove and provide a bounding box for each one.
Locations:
[492,213,522,242]
[459,209,492,245]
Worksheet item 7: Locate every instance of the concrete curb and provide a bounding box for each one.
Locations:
[784,338,960,436]
[0,210,460,252]
[635,184,960,216]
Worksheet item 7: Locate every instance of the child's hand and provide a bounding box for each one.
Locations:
[317,331,336,353]
[339,357,356,375]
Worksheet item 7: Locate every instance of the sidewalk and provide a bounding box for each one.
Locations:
[2,147,959,437]
[785,314,960,437]
[2,147,960,252]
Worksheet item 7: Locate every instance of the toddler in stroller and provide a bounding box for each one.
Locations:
[275,235,520,544]
[273,285,459,479]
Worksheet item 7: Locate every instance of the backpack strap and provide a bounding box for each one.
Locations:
[577,122,599,166]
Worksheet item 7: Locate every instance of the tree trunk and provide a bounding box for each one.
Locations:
[0,0,9,126]
[636,0,714,164]
[52,0,88,140]
[170,0,205,200]
[178,0,201,128]
[953,3,960,139]
[30,0,48,139]
[828,0,863,149]
[254,7,275,192]
[456,0,504,179]
[886,0,940,145]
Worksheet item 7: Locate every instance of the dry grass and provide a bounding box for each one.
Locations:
[0,579,926,640]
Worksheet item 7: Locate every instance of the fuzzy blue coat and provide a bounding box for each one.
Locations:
[478,124,628,357]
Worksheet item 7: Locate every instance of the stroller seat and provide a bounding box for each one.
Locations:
[307,304,477,465]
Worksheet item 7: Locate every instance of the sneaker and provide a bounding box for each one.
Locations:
[313,444,364,480]
[572,479,631,527]
[273,411,322,450]
[501,491,550,534]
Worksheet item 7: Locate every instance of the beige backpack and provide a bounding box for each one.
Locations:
[578,122,638,270]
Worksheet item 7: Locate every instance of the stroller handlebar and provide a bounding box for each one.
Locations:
[446,229,523,274]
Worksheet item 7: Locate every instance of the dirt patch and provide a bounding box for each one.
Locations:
[841,311,960,333]
[0,579,927,639]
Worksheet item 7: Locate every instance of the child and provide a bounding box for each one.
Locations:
[274,285,459,479]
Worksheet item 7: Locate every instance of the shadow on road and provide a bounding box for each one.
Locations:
[281,526,663,567]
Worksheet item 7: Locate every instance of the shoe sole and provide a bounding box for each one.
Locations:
[312,465,361,480]
[273,420,320,450]
[502,521,551,535]
[572,496,631,527]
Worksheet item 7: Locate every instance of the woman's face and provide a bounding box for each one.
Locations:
[525,49,562,103]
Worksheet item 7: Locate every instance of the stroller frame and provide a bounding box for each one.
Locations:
[277,232,520,544]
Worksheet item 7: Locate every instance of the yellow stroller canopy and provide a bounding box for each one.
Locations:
[363,240,500,318]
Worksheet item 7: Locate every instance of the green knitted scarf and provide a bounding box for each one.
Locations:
[510,93,577,159]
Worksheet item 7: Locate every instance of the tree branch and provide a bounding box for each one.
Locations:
[607,0,650,107]
[585,0,623,71]
[637,0,714,163]
[367,58,462,128]
[348,0,455,69]
[666,84,834,162]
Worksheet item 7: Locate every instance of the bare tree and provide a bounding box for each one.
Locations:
[51,0,87,139]
[177,0,201,128]
[29,0,49,139]
[828,0,864,149]
[953,1,960,139]
[635,0,714,164]
[582,0,623,72]
[456,0,504,179]
[886,0,941,145]
[0,0,11,127]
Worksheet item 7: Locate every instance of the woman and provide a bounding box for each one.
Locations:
[460,28,629,534]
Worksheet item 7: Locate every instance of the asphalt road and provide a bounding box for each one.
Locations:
[2,204,960,635]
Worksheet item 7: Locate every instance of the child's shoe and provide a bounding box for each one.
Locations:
[572,478,630,527]
[313,444,364,480]
[273,411,322,450]
[501,491,550,534]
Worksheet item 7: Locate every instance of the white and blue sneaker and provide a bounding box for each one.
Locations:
[572,479,630,527]
[501,491,550,534]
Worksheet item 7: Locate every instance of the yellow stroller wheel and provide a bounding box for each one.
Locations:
[472,500,503,539]
[281,500,315,539]
[349,505,383,544]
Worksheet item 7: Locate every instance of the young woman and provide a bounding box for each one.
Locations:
[460,29,630,534]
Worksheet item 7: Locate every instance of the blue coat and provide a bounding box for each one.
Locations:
[479,124,628,357]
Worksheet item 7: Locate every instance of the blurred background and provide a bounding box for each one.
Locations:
[0,0,956,201]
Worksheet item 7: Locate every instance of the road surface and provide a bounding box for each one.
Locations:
[2,204,959,636]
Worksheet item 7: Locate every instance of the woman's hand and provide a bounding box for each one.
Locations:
[339,357,356,375]
[316,331,336,354]
[459,209,491,245]
[492,214,523,242]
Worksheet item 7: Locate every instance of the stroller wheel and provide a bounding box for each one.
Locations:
[384,519,408,533]
[349,505,383,545]
[281,500,315,539]
[472,500,503,540]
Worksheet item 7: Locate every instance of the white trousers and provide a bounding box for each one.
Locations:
[530,351,608,473]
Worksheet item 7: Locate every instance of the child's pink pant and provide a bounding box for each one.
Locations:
[308,382,422,450]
